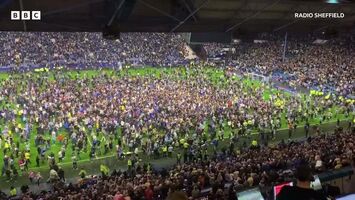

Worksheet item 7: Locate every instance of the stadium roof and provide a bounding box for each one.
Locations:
[0,0,354,33]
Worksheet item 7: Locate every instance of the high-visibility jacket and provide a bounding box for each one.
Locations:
[100,164,109,176]
[252,140,258,146]
[179,138,185,145]
[25,152,31,160]
[127,159,132,166]
[183,142,189,149]
[79,170,87,178]
[10,188,17,196]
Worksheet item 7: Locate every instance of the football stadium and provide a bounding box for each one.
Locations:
[0,0,354,200]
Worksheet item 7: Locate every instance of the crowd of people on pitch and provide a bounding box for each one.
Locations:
[1,32,353,97]
[204,34,354,97]
[0,32,189,68]
[0,31,353,199]
[1,66,353,180]
[7,127,355,200]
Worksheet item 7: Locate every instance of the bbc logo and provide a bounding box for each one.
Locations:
[11,11,41,20]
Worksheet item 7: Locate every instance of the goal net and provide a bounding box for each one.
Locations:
[247,72,270,83]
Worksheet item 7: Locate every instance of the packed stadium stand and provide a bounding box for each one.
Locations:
[0,31,354,200]
[0,0,354,200]
[0,32,189,69]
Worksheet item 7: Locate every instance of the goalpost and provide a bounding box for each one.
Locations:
[247,72,271,84]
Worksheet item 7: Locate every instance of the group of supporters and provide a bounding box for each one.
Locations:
[7,128,355,200]
[0,32,353,199]
[204,34,354,97]
[0,32,353,98]
[0,32,189,68]
[0,66,353,181]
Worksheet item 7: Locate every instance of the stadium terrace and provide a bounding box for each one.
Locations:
[0,32,354,200]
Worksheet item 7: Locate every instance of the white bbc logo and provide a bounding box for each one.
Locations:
[11,11,41,21]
